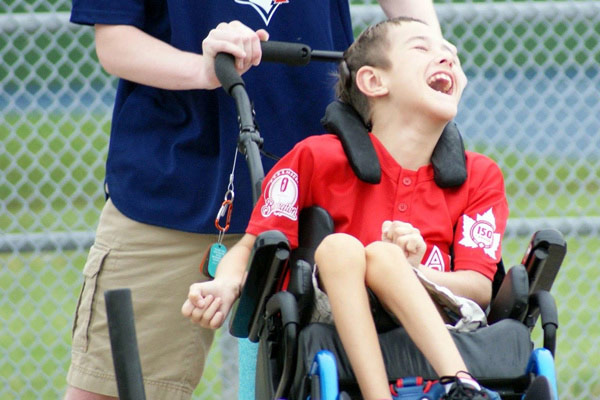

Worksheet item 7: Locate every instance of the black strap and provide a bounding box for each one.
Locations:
[320,101,467,188]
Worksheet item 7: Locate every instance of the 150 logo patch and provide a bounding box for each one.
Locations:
[458,208,500,259]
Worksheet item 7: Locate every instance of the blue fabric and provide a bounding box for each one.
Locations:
[238,339,258,400]
[70,0,353,233]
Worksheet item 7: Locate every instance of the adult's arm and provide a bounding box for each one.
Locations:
[94,21,268,90]
[377,0,442,35]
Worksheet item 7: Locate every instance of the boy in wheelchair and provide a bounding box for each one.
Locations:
[183,17,507,400]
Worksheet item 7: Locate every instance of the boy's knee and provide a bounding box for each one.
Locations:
[315,233,363,263]
[315,233,365,277]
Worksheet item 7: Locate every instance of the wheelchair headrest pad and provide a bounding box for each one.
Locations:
[320,101,467,188]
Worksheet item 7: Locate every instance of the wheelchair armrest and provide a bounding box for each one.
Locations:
[287,206,333,325]
[287,260,315,326]
[264,291,300,399]
[521,229,566,295]
[229,230,290,341]
[292,206,335,267]
[230,207,332,341]
[526,290,559,356]
[487,264,529,324]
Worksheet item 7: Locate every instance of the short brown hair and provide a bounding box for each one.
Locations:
[335,17,426,128]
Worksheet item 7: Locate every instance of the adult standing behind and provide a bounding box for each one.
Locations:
[64,1,442,399]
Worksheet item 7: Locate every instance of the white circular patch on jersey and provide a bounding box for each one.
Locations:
[261,168,299,221]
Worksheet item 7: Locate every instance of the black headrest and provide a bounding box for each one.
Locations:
[320,101,467,188]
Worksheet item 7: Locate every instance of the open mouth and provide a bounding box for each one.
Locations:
[427,72,454,95]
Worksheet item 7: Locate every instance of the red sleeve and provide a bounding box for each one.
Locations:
[453,154,509,281]
[245,139,317,248]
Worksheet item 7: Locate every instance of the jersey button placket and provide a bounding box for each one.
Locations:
[397,173,413,214]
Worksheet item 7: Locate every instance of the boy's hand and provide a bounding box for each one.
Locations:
[201,21,269,89]
[381,220,426,268]
[181,279,240,329]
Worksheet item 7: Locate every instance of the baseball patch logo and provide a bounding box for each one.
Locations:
[235,0,289,26]
[458,208,500,259]
[261,168,299,221]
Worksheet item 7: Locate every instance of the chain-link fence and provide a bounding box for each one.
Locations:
[1,1,599,399]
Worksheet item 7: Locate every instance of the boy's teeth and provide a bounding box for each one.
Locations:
[427,73,452,93]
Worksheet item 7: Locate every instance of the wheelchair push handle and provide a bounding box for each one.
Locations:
[215,41,344,93]
[261,41,344,64]
[214,52,244,95]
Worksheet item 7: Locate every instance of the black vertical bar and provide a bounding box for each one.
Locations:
[104,288,146,400]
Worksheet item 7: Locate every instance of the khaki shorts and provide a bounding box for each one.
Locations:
[67,199,242,399]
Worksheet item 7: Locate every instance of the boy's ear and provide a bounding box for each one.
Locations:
[355,66,389,98]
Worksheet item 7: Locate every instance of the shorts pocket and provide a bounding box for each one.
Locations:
[71,244,110,352]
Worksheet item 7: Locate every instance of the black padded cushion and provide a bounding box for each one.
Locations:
[431,121,468,188]
[320,101,467,188]
[320,101,381,184]
[291,319,532,395]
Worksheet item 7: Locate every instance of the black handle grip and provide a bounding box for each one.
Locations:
[215,41,343,93]
[260,41,312,66]
[105,289,146,400]
[214,52,245,95]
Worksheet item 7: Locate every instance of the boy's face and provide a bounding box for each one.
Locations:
[381,22,467,122]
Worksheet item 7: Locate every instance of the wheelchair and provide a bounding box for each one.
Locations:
[226,100,567,400]
[102,42,566,400]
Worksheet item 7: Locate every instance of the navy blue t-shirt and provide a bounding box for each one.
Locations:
[70,0,354,233]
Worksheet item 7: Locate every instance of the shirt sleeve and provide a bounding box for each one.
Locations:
[452,156,509,281]
[246,140,316,249]
[70,0,146,28]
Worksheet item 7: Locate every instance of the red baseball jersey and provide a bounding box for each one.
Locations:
[246,133,509,280]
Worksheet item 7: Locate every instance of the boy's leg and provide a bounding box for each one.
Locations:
[315,233,392,400]
[65,198,241,399]
[364,241,468,377]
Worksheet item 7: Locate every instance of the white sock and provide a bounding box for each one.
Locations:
[443,377,482,393]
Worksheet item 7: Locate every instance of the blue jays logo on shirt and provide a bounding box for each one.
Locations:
[235,0,289,26]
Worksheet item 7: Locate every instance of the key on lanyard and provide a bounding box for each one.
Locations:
[201,151,237,278]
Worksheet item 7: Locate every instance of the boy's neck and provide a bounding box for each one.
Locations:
[371,113,447,171]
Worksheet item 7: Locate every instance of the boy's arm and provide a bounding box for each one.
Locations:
[377,0,442,35]
[182,233,257,329]
[382,220,492,309]
[94,21,268,91]
[416,266,492,310]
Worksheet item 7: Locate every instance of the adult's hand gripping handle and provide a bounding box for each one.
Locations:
[214,41,343,94]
